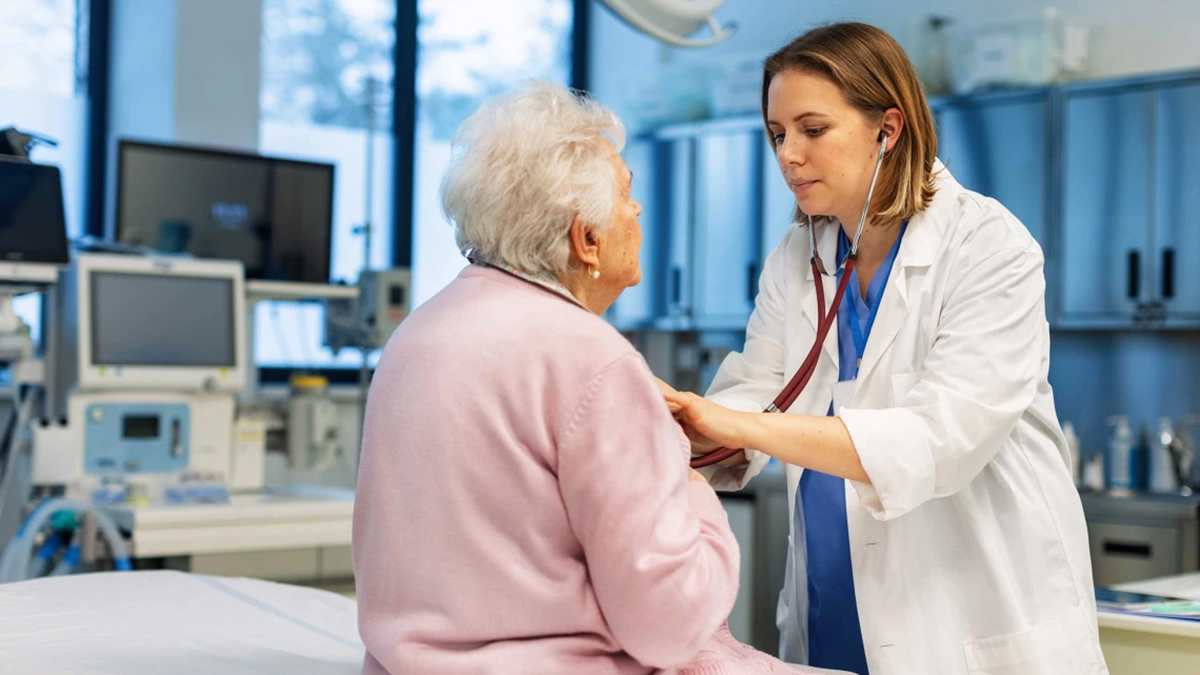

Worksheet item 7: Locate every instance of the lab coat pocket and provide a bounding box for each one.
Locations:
[962,606,1098,675]
[889,370,924,406]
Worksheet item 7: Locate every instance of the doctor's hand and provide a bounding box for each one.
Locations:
[664,391,758,454]
[655,377,683,414]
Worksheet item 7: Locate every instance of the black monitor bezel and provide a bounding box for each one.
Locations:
[0,156,72,265]
[114,139,336,282]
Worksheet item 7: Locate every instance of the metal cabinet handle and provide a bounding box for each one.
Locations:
[670,266,682,306]
[1127,250,1140,300]
[1162,248,1175,299]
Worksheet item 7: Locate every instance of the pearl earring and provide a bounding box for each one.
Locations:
[590,267,600,280]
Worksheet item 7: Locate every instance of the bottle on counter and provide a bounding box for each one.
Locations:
[1106,416,1135,493]
[1149,418,1179,493]
[1175,421,1197,493]
[1134,422,1151,491]
[1081,452,1105,492]
[1063,421,1081,486]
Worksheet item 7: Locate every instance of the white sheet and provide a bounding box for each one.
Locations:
[0,570,852,674]
[0,570,364,674]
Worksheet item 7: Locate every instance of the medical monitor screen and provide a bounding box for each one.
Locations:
[116,141,333,283]
[90,272,236,368]
[0,158,71,264]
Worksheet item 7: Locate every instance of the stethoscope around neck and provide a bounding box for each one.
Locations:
[691,132,890,469]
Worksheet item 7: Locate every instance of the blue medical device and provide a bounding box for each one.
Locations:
[83,403,191,475]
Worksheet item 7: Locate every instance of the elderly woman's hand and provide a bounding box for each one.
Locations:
[664,391,758,454]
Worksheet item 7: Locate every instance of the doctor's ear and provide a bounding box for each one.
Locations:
[878,108,904,153]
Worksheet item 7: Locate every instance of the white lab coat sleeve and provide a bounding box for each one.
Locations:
[701,242,788,491]
[840,246,1046,520]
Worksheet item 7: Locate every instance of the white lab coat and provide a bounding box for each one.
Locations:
[703,165,1108,675]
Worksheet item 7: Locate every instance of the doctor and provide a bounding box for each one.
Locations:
[663,23,1108,675]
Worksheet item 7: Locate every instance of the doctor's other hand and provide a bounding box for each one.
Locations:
[664,391,757,454]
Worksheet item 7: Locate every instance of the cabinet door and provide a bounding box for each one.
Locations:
[761,139,798,258]
[1153,82,1200,322]
[1060,89,1153,322]
[609,139,665,328]
[935,95,1049,247]
[664,138,694,323]
[693,131,761,329]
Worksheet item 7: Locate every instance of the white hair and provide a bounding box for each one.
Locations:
[440,81,627,276]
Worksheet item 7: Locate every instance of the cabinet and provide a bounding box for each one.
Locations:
[609,138,666,329]
[612,119,765,331]
[1060,73,1200,327]
[663,137,694,325]
[1081,492,1199,587]
[691,129,762,329]
[1060,86,1153,324]
[760,140,798,259]
[1152,81,1200,324]
[931,89,1053,249]
[610,69,1200,333]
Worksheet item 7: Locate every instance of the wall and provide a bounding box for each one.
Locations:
[106,0,264,238]
[109,0,262,150]
[173,0,264,149]
[1050,333,1200,467]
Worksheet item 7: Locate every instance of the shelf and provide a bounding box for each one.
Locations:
[101,486,355,558]
[0,262,61,286]
[246,279,358,303]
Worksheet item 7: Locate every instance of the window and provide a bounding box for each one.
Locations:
[257,0,396,369]
[411,0,575,306]
[256,0,579,373]
[0,0,92,344]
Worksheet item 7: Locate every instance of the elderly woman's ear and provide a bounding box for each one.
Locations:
[568,218,602,273]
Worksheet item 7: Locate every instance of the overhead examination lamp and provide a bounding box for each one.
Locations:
[598,0,735,48]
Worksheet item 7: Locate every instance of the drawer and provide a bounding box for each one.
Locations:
[1088,522,1180,587]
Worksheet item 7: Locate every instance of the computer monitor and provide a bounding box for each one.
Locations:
[0,157,70,283]
[115,140,334,283]
[62,254,247,393]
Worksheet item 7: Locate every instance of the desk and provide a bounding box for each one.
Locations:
[102,486,354,558]
[99,486,355,586]
[1098,573,1200,674]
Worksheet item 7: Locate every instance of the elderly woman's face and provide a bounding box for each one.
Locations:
[599,148,643,289]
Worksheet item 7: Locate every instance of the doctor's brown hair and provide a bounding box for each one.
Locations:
[762,22,938,223]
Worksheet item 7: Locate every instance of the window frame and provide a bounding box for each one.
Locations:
[86,0,112,239]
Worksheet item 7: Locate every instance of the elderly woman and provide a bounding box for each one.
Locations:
[353,83,815,675]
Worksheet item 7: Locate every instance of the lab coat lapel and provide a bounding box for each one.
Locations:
[854,212,941,387]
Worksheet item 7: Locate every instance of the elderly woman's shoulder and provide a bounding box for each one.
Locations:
[548,305,642,364]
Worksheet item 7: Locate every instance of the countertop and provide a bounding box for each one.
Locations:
[1098,572,1200,638]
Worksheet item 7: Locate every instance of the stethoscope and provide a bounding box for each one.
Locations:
[691,132,889,469]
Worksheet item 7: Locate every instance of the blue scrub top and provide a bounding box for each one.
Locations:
[796,222,907,675]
